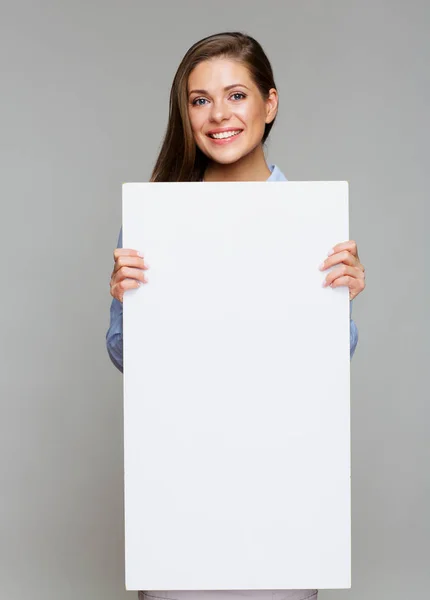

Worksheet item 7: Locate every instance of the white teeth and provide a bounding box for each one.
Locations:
[209,130,242,139]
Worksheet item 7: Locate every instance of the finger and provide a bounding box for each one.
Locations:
[323,265,363,287]
[320,249,359,271]
[113,266,148,284]
[113,254,150,274]
[328,240,358,258]
[327,274,355,300]
[113,248,145,260]
[111,278,142,303]
[328,273,366,300]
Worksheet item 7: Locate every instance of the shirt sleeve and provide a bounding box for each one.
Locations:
[350,300,359,359]
[106,227,124,372]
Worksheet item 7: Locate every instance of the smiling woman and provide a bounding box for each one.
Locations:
[186,59,278,181]
[107,31,366,600]
[150,32,279,183]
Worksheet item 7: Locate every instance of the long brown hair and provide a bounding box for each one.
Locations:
[150,32,278,182]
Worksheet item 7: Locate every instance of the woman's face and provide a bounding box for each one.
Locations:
[187,58,277,165]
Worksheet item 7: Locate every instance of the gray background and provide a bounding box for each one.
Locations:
[1,1,428,599]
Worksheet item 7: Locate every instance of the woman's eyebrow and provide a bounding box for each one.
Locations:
[188,83,250,95]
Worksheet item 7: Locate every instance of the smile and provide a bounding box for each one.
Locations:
[208,129,243,139]
[206,129,244,145]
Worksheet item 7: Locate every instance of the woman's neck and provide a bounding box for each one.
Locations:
[203,145,271,182]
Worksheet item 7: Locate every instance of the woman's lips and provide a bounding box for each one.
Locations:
[206,130,244,145]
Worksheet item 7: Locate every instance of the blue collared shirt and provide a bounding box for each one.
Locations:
[106,164,358,371]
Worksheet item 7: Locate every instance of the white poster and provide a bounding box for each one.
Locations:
[122,181,350,591]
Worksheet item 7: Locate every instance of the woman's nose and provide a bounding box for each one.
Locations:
[209,101,231,122]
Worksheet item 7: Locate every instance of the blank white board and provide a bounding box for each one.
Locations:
[122,181,350,592]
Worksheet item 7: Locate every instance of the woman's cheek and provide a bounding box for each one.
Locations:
[189,118,206,145]
[194,132,208,155]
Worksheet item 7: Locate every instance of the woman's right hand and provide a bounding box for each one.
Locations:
[110,249,150,303]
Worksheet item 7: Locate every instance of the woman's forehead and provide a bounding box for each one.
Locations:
[188,58,253,90]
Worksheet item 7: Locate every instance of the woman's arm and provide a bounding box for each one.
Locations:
[319,240,364,360]
[106,297,124,372]
[106,228,124,372]
[350,301,358,359]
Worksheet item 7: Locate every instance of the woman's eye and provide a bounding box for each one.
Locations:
[191,93,245,106]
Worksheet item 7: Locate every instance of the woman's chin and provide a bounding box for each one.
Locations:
[204,147,247,165]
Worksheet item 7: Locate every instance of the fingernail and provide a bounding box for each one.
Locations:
[138,251,144,257]
[319,262,325,270]
[322,280,328,287]
[327,249,334,256]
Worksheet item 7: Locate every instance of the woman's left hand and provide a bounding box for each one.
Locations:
[319,240,366,301]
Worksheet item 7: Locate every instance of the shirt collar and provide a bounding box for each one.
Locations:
[267,164,288,181]
[200,164,288,182]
